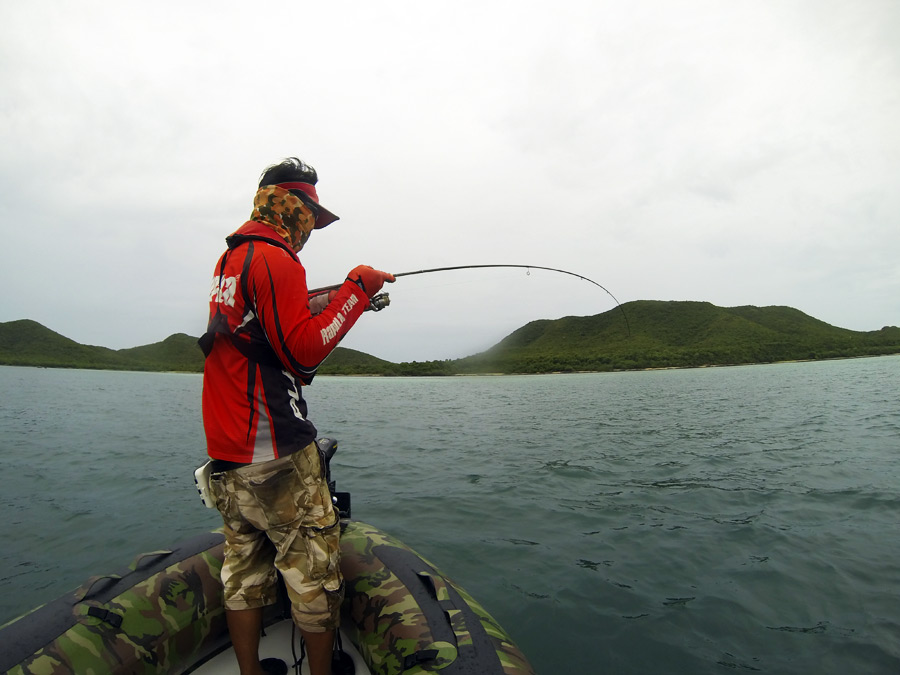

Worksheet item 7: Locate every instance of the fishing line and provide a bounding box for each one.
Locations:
[395,265,630,334]
[311,264,631,335]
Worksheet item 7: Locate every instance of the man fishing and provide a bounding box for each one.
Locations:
[199,157,393,675]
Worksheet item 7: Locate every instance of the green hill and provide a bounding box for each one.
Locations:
[0,319,130,370]
[317,347,395,375]
[0,320,391,374]
[1,302,898,375]
[116,333,207,372]
[456,301,900,373]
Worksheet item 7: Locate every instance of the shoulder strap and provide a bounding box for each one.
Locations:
[225,232,297,258]
[197,240,282,367]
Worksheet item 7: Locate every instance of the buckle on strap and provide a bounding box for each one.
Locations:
[87,606,124,629]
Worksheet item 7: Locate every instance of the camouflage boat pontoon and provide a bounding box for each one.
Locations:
[0,440,535,675]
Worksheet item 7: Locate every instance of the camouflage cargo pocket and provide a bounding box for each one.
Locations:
[290,445,337,529]
[239,465,304,530]
[299,515,341,581]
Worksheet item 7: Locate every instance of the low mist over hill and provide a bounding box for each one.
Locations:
[2,301,897,375]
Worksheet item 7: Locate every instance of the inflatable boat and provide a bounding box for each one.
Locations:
[0,439,535,674]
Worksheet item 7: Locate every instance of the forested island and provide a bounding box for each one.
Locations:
[1,301,898,375]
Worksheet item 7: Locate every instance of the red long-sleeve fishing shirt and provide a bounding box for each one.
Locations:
[201,221,367,463]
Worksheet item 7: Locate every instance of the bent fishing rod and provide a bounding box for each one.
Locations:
[310,264,631,334]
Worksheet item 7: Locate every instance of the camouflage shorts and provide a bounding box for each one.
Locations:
[208,442,343,632]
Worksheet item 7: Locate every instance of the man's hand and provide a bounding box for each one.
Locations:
[308,290,337,316]
[347,265,395,299]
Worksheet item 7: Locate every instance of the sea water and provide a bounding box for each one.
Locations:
[0,357,898,674]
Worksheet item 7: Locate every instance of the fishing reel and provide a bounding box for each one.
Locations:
[367,292,390,312]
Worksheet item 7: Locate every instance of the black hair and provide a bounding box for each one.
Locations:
[258,157,319,187]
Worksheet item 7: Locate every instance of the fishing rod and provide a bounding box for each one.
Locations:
[310,264,631,334]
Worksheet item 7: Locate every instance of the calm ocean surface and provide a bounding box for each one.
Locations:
[1,357,898,674]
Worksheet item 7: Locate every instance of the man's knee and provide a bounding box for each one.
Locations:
[289,579,344,632]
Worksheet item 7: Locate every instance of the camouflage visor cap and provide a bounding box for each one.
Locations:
[251,185,317,251]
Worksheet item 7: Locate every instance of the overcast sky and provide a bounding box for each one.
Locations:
[2,1,897,362]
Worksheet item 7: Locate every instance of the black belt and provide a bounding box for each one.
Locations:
[209,445,303,474]
[209,458,250,473]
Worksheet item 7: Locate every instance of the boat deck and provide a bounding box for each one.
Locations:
[190,623,371,675]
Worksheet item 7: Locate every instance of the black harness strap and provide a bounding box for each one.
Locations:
[198,234,295,367]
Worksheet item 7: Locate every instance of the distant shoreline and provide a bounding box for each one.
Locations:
[2,351,898,379]
[322,351,900,377]
[4,304,898,376]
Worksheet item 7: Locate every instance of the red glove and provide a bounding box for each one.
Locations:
[347,265,395,299]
